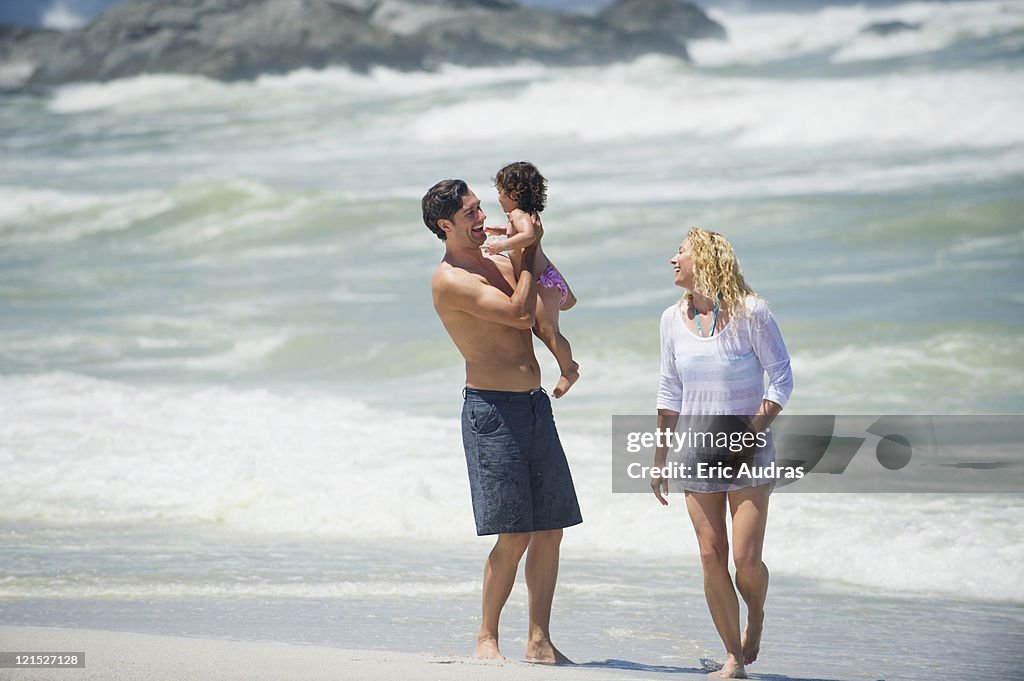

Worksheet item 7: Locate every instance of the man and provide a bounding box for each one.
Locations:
[422,179,582,664]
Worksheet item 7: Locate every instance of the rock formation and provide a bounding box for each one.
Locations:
[0,0,727,88]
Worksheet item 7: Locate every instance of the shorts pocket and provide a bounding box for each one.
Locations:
[469,401,502,435]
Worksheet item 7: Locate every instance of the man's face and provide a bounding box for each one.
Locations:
[441,189,487,246]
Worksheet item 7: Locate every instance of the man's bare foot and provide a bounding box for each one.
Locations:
[742,610,763,665]
[472,634,504,661]
[524,638,573,665]
[713,655,747,679]
[552,363,579,399]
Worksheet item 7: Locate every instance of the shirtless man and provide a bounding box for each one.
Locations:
[422,179,583,664]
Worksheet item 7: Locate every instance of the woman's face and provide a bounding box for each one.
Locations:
[670,238,693,288]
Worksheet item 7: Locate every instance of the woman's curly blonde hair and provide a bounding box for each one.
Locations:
[682,227,757,317]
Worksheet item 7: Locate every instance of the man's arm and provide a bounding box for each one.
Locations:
[437,244,542,329]
[505,213,541,275]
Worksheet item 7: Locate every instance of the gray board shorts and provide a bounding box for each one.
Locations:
[461,387,583,536]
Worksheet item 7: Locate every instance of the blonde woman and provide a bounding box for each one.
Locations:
[652,228,793,679]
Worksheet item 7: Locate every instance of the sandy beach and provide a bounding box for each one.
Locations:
[0,626,721,681]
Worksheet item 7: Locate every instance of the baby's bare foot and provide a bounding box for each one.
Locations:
[552,362,579,399]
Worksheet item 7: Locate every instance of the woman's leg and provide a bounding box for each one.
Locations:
[685,491,746,679]
[534,285,579,398]
[728,484,771,666]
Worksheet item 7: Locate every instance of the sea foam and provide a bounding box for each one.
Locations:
[692,1,1024,67]
[2,372,1020,602]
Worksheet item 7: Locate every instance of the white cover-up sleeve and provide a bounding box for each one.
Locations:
[656,306,683,411]
[750,299,794,407]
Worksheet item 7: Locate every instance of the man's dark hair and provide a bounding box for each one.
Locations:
[494,161,547,213]
[421,179,468,241]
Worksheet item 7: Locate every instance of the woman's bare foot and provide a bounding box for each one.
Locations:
[713,654,747,679]
[472,634,504,661]
[742,611,763,665]
[552,362,579,399]
[524,638,573,665]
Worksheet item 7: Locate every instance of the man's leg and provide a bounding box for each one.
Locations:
[685,490,746,679]
[728,484,770,666]
[476,532,532,659]
[523,528,571,664]
[521,390,581,664]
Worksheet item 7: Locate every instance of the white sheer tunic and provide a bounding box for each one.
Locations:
[657,296,793,492]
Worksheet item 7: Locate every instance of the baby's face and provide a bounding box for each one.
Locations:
[496,186,518,215]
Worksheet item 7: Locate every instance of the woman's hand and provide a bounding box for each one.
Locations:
[652,411,679,507]
[651,474,669,506]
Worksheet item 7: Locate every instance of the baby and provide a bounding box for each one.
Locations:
[484,161,579,398]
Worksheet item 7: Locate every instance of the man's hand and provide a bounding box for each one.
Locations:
[529,212,543,243]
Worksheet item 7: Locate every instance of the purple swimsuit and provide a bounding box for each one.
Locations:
[537,264,569,306]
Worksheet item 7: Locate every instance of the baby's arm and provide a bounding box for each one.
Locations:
[485,209,536,254]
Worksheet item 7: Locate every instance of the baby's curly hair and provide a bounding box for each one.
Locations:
[494,161,547,213]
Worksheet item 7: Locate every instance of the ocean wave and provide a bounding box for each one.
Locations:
[1,371,1020,602]
[38,48,1024,155]
[0,179,319,247]
[0,186,169,240]
[45,62,549,115]
[790,331,1024,413]
[766,493,1024,603]
[407,64,1024,150]
[692,0,1024,67]
[553,148,1024,205]
[48,74,222,114]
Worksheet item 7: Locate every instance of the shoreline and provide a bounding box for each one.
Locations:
[0,626,716,681]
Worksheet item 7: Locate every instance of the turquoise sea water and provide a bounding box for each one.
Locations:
[2,2,1023,679]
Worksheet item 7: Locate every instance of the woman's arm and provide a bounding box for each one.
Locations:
[656,308,683,411]
[653,308,683,505]
[750,300,794,410]
[749,399,783,434]
[737,300,793,458]
[652,409,679,506]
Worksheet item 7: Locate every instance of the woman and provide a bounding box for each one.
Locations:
[652,227,793,679]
